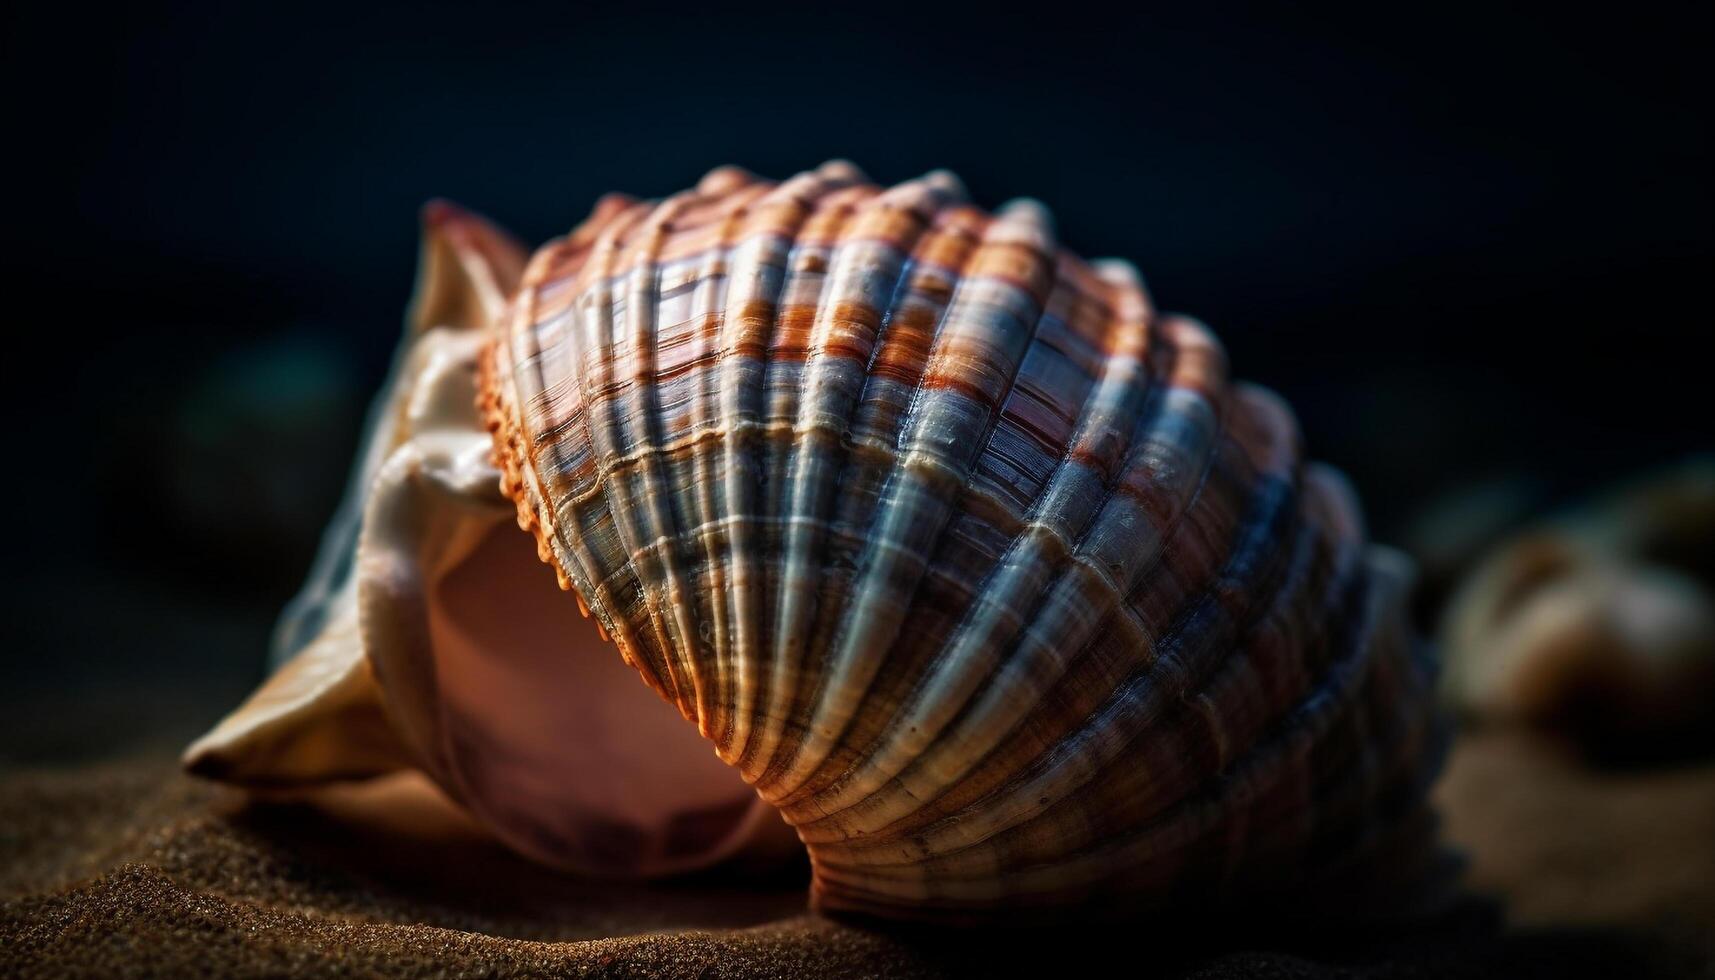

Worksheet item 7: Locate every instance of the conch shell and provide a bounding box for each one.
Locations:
[190,163,1446,921]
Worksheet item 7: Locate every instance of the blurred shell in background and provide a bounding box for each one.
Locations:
[1441,456,1715,761]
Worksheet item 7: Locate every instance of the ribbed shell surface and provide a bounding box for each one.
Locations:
[480,162,1443,920]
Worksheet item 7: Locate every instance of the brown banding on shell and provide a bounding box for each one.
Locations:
[478,162,1446,920]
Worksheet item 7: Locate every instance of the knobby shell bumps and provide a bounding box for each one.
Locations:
[478,161,1446,919]
[186,161,1446,923]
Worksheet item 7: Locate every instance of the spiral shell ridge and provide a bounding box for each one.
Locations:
[480,162,1443,919]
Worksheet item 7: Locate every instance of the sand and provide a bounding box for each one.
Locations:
[2,731,1711,979]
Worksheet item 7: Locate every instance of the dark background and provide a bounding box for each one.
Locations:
[1,1,1707,765]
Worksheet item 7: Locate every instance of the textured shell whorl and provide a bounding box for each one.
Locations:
[479,161,1444,920]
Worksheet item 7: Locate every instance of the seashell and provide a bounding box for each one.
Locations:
[189,163,1446,921]
[1441,457,1715,758]
[186,201,802,877]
